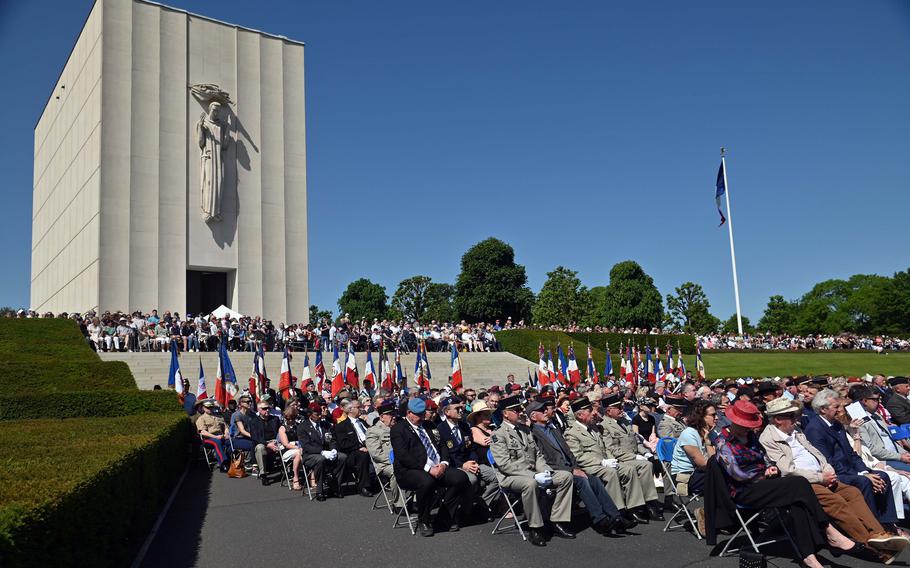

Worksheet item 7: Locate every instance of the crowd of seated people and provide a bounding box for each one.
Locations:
[183,359,910,562]
[698,332,910,352]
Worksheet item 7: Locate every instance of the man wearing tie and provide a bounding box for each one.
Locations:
[298,402,347,501]
[335,400,376,497]
[436,396,500,515]
[390,397,472,536]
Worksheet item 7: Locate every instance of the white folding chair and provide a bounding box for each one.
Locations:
[719,506,799,558]
[279,448,314,501]
[656,437,701,539]
[487,449,528,541]
[369,452,395,514]
[389,450,417,535]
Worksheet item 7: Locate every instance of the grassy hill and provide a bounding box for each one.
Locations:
[497,328,910,379]
[0,318,189,566]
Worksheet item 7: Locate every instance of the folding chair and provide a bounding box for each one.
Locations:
[388,450,417,535]
[656,437,701,539]
[199,434,218,471]
[279,448,314,500]
[486,449,528,541]
[369,452,395,514]
[719,506,799,558]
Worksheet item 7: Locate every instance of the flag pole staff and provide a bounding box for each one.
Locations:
[721,147,744,336]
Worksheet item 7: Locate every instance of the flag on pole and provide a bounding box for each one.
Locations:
[605,344,613,378]
[330,342,344,397]
[696,342,706,379]
[566,345,581,386]
[546,350,558,387]
[380,343,394,392]
[645,345,655,383]
[586,344,598,384]
[450,344,463,390]
[414,341,430,390]
[624,344,635,384]
[527,366,536,389]
[537,344,549,386]
[300,352,312,390]
[716,160,727,226]
[196,358,208,399]
[395,348,407,392]
[420,340,432,380]
[677,349,686,378]
[167,339,183,394]
[314,349,326,393]
[345,341,360,391]
[666,346,673,376]
[655,347,664,378]
[214,339,237,407]
[278,347,293,400]
[363,348,376,391]
[556,345,569,385]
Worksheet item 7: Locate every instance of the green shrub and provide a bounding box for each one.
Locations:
[0,413,191,567]
[567,331,696,354]
[0,390,180,420]
[0,319,137,394]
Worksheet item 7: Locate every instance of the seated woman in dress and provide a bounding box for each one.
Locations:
[670,399,716,494]
[716,399,871,568]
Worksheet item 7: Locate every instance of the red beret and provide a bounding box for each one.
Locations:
[425,400,438,410]
[308,402,322,412]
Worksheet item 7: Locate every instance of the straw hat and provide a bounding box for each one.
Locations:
[764,397,803,417]
[467,400,492,423]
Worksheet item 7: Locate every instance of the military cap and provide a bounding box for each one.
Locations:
[570,397,592,413]
[500,396,523,411]
[755,381,780,395]
[888,376,909,387]
[665,395,689,409]
[601,393,623,408]
[525,400,547,414]
[376,402,396,415]
[407,398,427,414]
[810,376,829,387]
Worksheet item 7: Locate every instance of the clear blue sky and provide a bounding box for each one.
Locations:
[2,0,909,322]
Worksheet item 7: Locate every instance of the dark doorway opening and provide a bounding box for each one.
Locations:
[187,271,228,316]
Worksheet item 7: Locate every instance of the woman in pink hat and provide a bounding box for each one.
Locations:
[715,399,873,567]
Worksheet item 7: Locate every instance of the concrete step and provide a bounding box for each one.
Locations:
[98,350,536,394]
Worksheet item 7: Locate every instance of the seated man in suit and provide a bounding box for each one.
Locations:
[885,377,910,426]
[850,384,910,473]
[390,397,473,536]
[527,400,633,536]
[804,389,899,526]
[366,401,400,508]
[249,399,282,485]
[334,400,375,497]
[436,396,500,515]
[490,396,575,547]
[297,402,347,501]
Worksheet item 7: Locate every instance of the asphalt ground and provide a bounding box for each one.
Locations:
[140,459,898,568]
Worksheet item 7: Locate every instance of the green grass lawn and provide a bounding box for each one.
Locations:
[701,352,910,378]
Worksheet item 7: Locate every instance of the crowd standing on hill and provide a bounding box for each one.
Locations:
[184,351,910,565]
[698,332,910,352]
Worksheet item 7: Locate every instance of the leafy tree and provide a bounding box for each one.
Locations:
[337,279,389,322]
[756,295,798,334]
[531,266,590,327]
[0,306,15,318]
[586,286,610,327]
[454,238,534,322]
[721,313,752,335]
[600,260,663,329]
[391,276,457,323]
[309,304,333,324]
[665,282,720,334]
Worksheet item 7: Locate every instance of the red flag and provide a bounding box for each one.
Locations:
[345,341,360,391]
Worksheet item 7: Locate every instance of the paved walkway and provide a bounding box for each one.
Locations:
[139,462,887,568]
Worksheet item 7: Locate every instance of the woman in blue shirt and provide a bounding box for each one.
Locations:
[671,400,716,494]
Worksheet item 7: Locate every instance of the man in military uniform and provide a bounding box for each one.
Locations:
[564,397,647,523]
[657,395,688,439]
[196,399,230,471]
[490,396,574,547]
[366,401,400,508]
[600,393,664,521]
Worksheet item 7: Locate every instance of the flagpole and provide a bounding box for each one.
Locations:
[721,148,743,336]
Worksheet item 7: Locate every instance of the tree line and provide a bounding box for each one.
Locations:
[315,237,910,336]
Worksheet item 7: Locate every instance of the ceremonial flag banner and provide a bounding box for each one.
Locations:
[716,160,727,226]
[624,345,634,384]
[528,367,536,389]
[395,348,407,392]
[278,347,293,399]
[567,345,581,386]
[557,345,568,385]
[450,344,463,390]
[363,348,376,390]
[345,341,360,391]
[421,340,432,380]
[314,349,326,392]
[605,345,613,378]
[300,352,312,390]
[547,350,558,387]
[197,358,207,399]
[414,341,430,390]
[696,343,706,379]
[381,345,393,391]
[645,346,655,383]
[677,350,686,377]
[586,344,598,383]
[167,339,183,394]
[537,344,549,386]
[248,351,260,401]
[214,339,237,407]
[331,342,344,397]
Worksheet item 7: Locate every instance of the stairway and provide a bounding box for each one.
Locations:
[98,350,536,394]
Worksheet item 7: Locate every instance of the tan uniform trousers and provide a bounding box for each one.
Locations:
[500,470,573,529]
[812,482,885,544]
[374,462,400,505]
[619,460,657,505]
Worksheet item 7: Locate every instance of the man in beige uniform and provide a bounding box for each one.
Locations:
[196,399,230,471]
[600,393,664,521]
[564,396,647,523]
[365,401,400,507]
[490,396,574,547]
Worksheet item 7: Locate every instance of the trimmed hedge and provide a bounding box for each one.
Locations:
[0,390,180,420]
[567,332,696,355]
[0,319,136,394]
[0,412,191,567]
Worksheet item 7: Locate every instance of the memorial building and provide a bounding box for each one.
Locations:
[30,0,309,322]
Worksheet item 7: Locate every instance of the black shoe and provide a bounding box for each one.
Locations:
[418,522,434,537]
[315,494,326,502]
[261,476,270,486]
[648,503,665,522]
[663,495,676,512]
[448,522,460,532]
[334,486,344,499]
[593,517,615,536]
[615,516,637,533]
[359,488,374,497]
[551,522,576,539]
[529,528,547,547]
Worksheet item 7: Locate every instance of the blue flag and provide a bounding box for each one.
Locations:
[167,339,183,394]
[715,160,726,226]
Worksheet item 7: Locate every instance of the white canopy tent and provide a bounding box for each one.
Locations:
[211,305,244,320]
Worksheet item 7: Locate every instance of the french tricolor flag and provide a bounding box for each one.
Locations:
[363,348,376,391]
[450,344,463,391]
[567,345,581,386]
[278,347,293,400]
[314,349,326,392]
[345,341,360,391]
[196,358,207,399]
[167,339,183,395]
[537,344,549,386]
[330,342,344,397]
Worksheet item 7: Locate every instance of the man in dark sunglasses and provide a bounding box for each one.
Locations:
[850,384,910,473]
